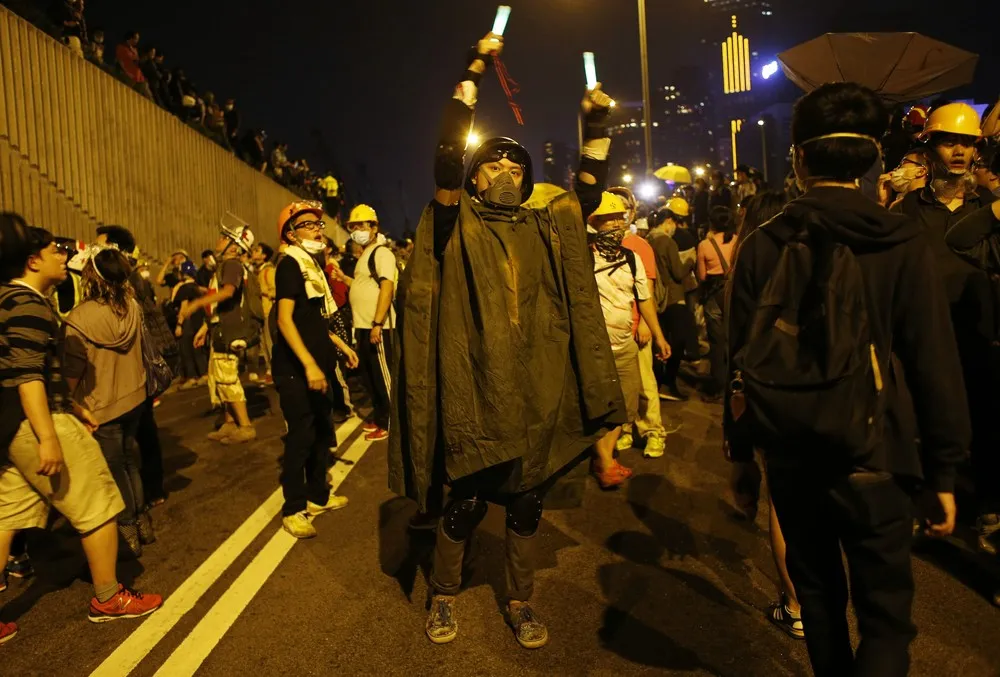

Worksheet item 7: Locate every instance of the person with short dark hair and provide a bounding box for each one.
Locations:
[196,249,217,288]
[709,170,732,213]
[726,82,970,676]
[0,220,163,632]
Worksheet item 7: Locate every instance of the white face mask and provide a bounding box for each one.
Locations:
[890,165,924,193]
[139,270,151,280]
[299,238,326,255]
[351,230,372,247]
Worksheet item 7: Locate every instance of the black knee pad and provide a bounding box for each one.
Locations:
[506,491,544,537]
[441,498,488,541]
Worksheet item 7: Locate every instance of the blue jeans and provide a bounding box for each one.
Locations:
[92,405,145,522]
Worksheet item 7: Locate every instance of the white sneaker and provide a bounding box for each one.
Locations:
[306,494,349,516]
[282,512,317,539]
[644,435,666,458]
[615,433,634,452]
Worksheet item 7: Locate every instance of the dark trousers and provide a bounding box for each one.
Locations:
[658,304,695,390]
[355,328,393,430]
[178,325,208,380]
[137,397,166,503]
[277,373,335,516]
[703,290,727,396]
[93,405,145,522]
[431,486,546,602]
[769,469,916,677]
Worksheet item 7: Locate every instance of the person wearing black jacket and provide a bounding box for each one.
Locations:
[893,105,999,552]
[726,83,970,677]
[388,31,621,650]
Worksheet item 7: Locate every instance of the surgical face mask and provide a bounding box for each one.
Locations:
[480,171,521,208]
[140,270,151,280]
[299,238,326,255]
[890,165,923,193]
[351,230,372,247]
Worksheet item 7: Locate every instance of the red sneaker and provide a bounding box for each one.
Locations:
[88,585,163,623]
[0,621,17,645]
[365,427,389,441]
[361,421,379,433]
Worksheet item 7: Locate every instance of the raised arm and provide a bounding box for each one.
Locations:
[433,33,502,207]
[575,85,614,220]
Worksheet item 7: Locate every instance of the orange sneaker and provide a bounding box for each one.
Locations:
[361,420,379,433]
[365,427,388,441]
[0,621,17,645]
[88,585,163,623]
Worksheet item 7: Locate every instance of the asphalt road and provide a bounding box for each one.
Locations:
[2,382,999,676]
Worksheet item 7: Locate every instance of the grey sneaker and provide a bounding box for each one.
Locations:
[137,511,156,545]
[977,514,1000,555]
[507,602,548,649]
[118,521,142,558]
[425,595,458,644]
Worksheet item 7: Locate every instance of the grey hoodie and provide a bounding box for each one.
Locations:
[62,298,147,424]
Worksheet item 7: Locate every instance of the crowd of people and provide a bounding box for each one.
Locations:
[3,14,1000,677]
[0,0,343,209]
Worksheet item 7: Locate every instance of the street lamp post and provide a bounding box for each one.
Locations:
[637,0,653,176]
[757,119,768,183]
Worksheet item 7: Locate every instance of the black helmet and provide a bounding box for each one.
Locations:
[464,137,534,205]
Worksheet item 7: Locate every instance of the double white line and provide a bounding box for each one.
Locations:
[90,418,371,677]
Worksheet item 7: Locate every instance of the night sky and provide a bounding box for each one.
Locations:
[83,0,999,236]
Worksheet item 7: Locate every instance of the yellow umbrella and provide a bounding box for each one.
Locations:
[653,165,692,184]
[522,182,567,209]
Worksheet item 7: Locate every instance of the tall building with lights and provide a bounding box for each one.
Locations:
[542,141,575,190]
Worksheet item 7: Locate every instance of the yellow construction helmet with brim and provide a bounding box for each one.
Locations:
[590,192,629,220]
[664,196,690,219]
[919,103,982,140]
[347,204,378,225]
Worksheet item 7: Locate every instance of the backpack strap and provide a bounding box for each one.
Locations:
[707,236,730,274]
[368,245,391,284]
[623,247,638,279]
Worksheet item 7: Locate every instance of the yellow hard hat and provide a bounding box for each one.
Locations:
[591,192,629,219]
[919,103,982,140]
[347,204,378,225]
[664,196,690,218]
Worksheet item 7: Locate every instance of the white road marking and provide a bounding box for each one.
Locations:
[88,416,363,677]
[150,431,374,677]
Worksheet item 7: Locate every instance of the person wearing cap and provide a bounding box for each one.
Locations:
[588,192,670,489]
[341,203,396,442]
[272,201,358,539]
[390,31,622,649]
[734,164,757,206]
[894,103,999,543]
[728,82,969,676]
[646,199,697,402]
[179,222,259,445]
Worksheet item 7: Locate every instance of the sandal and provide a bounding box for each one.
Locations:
[767,597,804,640]
[592,461,633,490]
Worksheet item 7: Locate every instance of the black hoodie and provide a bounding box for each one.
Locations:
[727,186,970,493]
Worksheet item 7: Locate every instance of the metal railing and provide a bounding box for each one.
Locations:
[0,5,313,259]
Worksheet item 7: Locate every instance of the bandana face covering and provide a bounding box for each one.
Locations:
[589,227,627,261]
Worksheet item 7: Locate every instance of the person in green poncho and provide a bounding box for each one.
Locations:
[388,31,625,650]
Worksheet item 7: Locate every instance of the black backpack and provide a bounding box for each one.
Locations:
[212,262,264,352]
[729,214,888,467]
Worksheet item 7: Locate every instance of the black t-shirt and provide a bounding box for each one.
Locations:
[271,257,337,381]
[672,227,697,253]
[173,281,205,330]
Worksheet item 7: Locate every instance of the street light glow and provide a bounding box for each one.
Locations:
[761,60,779,80]
[757,119,765,127]
[622,173,633,184]
[694,167,706,177]
[467,131,481,148]
[638,182,658,201]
